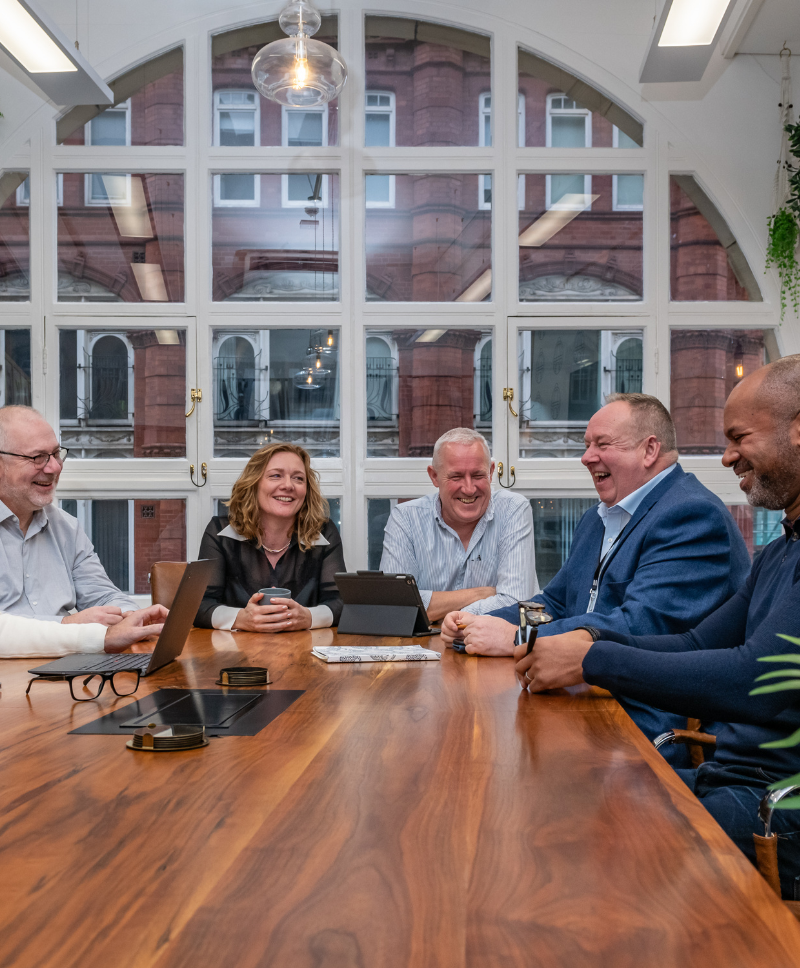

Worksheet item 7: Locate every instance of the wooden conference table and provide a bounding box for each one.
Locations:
[2,628,800,968]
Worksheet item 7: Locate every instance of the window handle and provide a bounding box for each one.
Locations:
[185,388,202,418]
[503,387,518,418]
[497,461,516,489]
[190,462,207,488]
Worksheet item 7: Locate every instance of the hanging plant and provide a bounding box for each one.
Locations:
[766,203,800,320]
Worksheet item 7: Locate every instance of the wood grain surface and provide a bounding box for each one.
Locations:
[1,628,799,968]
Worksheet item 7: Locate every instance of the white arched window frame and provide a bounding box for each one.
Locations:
[211,329,270,425]
[86,331,135,425]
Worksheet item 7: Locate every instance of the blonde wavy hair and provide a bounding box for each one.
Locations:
[225,443,329,551]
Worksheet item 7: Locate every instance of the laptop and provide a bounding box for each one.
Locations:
[29,559,215,678]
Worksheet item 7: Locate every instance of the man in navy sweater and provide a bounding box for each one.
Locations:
[441,393,751,762]
[515,356,800,896]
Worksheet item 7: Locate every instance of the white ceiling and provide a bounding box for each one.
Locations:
[740,0,800,54]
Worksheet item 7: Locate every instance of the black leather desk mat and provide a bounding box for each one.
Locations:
[69,688,304,737]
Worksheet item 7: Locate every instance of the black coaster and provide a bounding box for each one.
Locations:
[70,688,304,737]
[216,666,271,687]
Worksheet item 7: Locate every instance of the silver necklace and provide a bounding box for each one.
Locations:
[264,540,291,555]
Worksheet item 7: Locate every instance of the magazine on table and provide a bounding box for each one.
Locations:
[312,645,441,663]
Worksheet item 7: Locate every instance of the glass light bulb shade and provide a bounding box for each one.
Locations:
[252,36,347,107]
[294,367,322,389]
[278,0,321,37]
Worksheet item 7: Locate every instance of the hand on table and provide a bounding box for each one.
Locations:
[103,605,168,652]
[234,594,312,633]
[62,605,124,627]
[514,629,594,691]
[440,611,517,656]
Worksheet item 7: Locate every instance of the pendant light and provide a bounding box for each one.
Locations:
[251,0,347,108]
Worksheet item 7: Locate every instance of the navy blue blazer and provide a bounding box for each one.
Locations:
[491,465,751,638]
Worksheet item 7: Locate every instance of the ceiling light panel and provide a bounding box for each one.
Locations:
[0,0,75,71]
[659,0,732,47]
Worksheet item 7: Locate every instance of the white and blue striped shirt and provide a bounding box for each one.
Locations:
[379,490,538,614]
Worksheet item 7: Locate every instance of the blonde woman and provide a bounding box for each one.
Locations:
[196,443,346,631]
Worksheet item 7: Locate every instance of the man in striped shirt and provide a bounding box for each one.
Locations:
[379,427,537,622]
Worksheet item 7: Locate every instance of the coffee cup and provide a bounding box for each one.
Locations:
[257,587,292,602]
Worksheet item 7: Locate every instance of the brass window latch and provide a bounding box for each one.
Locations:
[497,460,516,489]
[503,387,518,417]
[190,462,207,488]
[185,388,202,418]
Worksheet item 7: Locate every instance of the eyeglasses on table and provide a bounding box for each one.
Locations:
[25,669,141,702]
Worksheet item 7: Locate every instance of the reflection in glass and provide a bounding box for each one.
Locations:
[365,18,490,147]
[365,174,491,302]
[518,329,643,458]
[518,48,643,148]
[726,505,784,563]
[518,174,643,302]
[530,497,598,587]
[0,172,30,301]
[211,20,338,147]
[212,328,339,458]
[60,498,186,593]
[367,498,418,569]
[0,329,31,406]
[366,328,492,457]
[56,173,184,303]
[670,329,772,454]
[670,175,760,301]
[211,173,339,301]
[59,329,186,458]
[57,48,184,146]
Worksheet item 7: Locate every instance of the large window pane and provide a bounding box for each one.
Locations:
[211,173,339,302]
[0,328,31,405]
[519,174,643,302]
[213,328,339,458]
[670,329,773,454]
[365,174,491,302]
[518,328,643,458]
[727,505,784,562]
[518,48,642,148]
[0,172,30,301]
[531,497,598,586]
[60,498,186,593]
[57,173,184,303]
[367,497,420,569]
[365,18,490,147]
[211,20,338,147]
[366,328,492,457]
[670,175,761,302]
[59,329,186,458]
[57,48,184,146]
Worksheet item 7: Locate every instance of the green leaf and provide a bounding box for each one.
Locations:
[761,726,800,749]
[750,680,800,695]
[767,772,800,790]
[757,653,800,664]
[754,669,800,682]
[775,797,800,811]
[777,634,800,647]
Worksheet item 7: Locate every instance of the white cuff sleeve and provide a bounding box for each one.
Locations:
[0,614,106,657]
[211,605,241,630]
[307,604,333,629]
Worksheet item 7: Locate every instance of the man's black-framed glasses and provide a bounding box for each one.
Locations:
[0,447,69,469]
[26,669,141,702]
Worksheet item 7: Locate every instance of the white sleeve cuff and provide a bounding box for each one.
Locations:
[307,604,333,629]
[77,625,107,652]
[212,605,241,630]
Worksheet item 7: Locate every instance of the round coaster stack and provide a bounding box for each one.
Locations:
[126,723,208,752]
[216,666,271,687]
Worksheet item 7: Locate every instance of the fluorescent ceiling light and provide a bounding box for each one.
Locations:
[131,263,168,301]
[415,329,447,343]
[0,0,112,105]
[112,176,153,240]
[519,194,599,247]
[658,0,731,47]
[0,0,74,71]
[155,330,180,345]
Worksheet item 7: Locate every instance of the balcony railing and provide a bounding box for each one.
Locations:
[367,357,397,422]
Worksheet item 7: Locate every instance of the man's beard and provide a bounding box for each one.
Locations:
[744,429,800,511]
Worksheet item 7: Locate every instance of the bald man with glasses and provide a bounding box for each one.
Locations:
[0,405,138,626]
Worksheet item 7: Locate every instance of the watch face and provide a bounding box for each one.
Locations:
[518,602,553,627]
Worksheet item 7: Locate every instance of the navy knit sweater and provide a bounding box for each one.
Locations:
[583,518,800,773]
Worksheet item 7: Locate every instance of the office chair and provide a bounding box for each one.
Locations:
[149,561,188,609]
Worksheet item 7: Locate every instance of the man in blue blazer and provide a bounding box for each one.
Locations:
[441,393,751,760]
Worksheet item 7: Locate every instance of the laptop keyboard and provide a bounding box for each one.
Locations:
[82,653,152,673]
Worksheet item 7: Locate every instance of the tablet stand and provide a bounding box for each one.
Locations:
[337,604,429,637]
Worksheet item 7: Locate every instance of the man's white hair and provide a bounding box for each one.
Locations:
[0,405,45,453]
[431,427,491,470]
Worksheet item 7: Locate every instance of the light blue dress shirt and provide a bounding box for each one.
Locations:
[379,489,538,614]
[596,463,679,561]
[0,500,137,621]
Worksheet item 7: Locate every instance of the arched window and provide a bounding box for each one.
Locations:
[366,336,395,421]
[216,336,257,422]
[614,338,643,393]
[90,335,130,421]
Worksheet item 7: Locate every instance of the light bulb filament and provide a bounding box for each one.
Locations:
[293,35,309,90]
[315,354,322,368]
[327,330,334,346]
